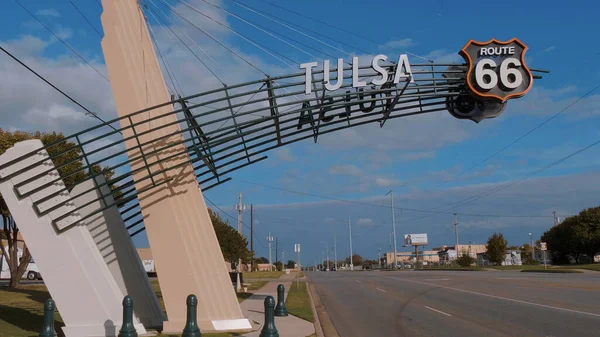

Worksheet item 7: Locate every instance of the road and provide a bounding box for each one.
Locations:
[308,270,600,337]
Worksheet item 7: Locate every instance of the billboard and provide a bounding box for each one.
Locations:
[404,234,428,246]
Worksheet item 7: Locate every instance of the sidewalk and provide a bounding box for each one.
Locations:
[240,272,315,337]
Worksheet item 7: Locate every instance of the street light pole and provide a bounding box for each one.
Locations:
[529,233,534,261]
[348,216,354,271]
[386,190,398,269]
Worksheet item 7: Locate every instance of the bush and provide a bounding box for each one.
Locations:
[456,254,476,267]
[523,257,540,265]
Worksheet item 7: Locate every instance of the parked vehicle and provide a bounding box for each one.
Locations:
[0,248,42,280]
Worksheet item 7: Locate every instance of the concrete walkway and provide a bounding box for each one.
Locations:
[240,272,315,337]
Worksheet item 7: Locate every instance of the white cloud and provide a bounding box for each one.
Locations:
[424,49,462,64]
[35,9,60,17]
[356,217,375,226]
[274,148,296,162]
[384,38,414,49]
[329,164,363,176]
[543,45,556,53]
[375,177,400,187]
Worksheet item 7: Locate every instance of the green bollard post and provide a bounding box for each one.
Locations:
[182,294,201,337]
[274,284,288,317]
[118,296,138,337]
[259,295,279,337]
[39,299,56,337]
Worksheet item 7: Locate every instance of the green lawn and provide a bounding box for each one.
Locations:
[243,271,285,279]
[246,280,268,291]
[490,265,548,270]
[285,281,314,323]
[416,267,484,271]
[559,264,600,272]
[0,279,256,337]
[521,269,583,273]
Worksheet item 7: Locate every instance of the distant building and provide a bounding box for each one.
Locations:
[385,249,440,267]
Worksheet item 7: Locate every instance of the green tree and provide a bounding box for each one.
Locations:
[286,260,295,269]
[209,209,251,264]
[456,252,476,267]
[274,261,283,271]
[255,256,269,264]
[486,233,507,265]
[542,206,600,264]
[344,254,363,266]
[0,129,117,288]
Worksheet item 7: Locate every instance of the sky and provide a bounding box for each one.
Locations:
[1,0,600,265]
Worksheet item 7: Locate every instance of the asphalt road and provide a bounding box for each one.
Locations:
[308,270,600,337]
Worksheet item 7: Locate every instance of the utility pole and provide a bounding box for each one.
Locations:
[235,193,245,291]
[529,232,535,261]
[334,232,338,270]
[454,213,459,250]
[378,248,381,267]
[275,237,279,270]
[267,233,274,271]
[326,242,330,271]
[348,216,354,271]
[282,250,285,270]
[250,205,254,271]
[386,190,398,269]
[553,210,559,226]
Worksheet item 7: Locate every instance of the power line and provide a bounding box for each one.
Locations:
[0,46,119,133]
[13,0,110,82]
[238,179,558,219]
[67,0,103,38]
[156,0,267,76]
[94,0,102,9]
[249,0,432,62]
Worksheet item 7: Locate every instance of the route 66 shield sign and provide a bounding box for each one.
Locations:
[460,38,533,102]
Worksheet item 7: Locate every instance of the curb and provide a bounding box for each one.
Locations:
[306,275,340,337]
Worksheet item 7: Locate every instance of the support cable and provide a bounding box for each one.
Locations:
[67,0,103,37]
[169,0,296,67]
[156,0,267,76]
[226,0,353,57]
[13,0,110,82]
[0,46,119,133]
[253,0,433,62]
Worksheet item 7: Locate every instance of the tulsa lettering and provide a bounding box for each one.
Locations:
[300,54,415,94]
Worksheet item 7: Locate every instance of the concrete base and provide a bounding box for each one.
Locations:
[62,322,146,337]
[0,140,147,337]
[72,177,165,328]
[163,318,252,334]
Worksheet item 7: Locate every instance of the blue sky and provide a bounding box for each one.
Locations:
[1,0,600,265]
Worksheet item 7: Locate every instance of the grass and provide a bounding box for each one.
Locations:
[285,281,314,323]
[243,271,285,279]
[559,264,600,272]
[246,280,268,291]
[521,269,583,273]
[0,279,257,337]
[490,265,548,270]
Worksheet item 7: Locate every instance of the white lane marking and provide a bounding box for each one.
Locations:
[425,306,452,317]
[424,278,450,281]
[388,276,600,318]
[376,288,387,293]
[497,277,530,280]
[356,280,362,283]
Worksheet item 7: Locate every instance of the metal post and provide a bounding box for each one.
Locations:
[348,216,354,271]
[275,238,279,270]
[267,233,274,271]
[386,191,398,269]
[326,242,330,271]
[454,213,458,251]
[250,205,254,271]
[334,232,337,270]
[282,250,285,270]
[529,233,534,261]
[235,193,245,290]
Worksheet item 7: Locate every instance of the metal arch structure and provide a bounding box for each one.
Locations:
[0,62,548,237]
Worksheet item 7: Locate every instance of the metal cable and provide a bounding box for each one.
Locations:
[156,0,267,76]
[228,0,353,57]
[253,0,433,62]
[184,0,322,62]
[13,0,110,82]
[67,0,103,37]
[145,0,226,85]
[94,0,102,9]
[171,0,296,67]
[0,46,120,133]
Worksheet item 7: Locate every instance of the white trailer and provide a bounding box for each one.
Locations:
[0,248,42,280]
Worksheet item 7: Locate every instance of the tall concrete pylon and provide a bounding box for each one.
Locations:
[100,0,250,332]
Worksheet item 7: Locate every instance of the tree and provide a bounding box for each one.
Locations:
[286,260,295,269]
[542,206,600,264]
[486,233,507,265]
[255,256,269,264]
[274,261,283,271]
[0,129,117,288]
[456,253,476,267]
[344,254,363,266]
[209,209,251,264]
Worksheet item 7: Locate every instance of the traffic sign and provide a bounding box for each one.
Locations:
[540,242,547,251]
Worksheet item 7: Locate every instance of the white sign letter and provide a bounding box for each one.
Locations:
[393,54,414,84]
[352,56,367,88]
[300,61,318,94]
[371,54,389,86]
[324,58,344,91]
